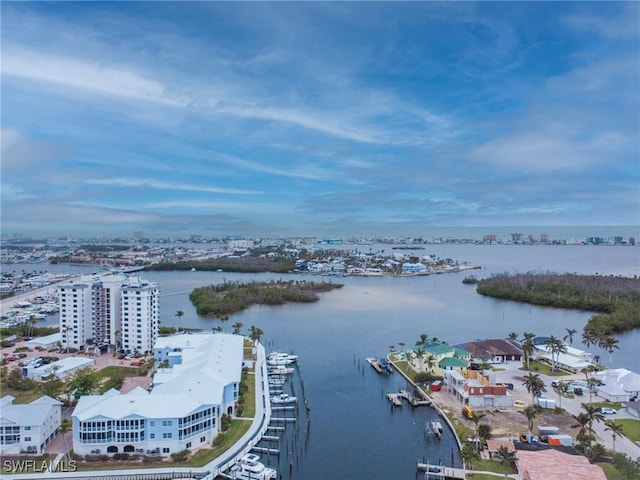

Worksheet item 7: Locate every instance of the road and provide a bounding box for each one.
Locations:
[494,361,640,459]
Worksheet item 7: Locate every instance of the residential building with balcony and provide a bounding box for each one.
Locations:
[72,332,244,457]
[0,395,62,455]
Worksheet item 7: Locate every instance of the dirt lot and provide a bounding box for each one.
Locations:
[423,362,586,441]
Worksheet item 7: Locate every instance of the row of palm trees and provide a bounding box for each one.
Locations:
[175,310,264,340]
[509,326,619,373]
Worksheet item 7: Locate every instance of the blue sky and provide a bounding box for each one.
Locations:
[2,2,638,238]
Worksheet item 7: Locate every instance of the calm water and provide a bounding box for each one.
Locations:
[9,243,640,479]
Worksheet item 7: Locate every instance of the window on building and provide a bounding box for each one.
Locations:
[162,447,169,453]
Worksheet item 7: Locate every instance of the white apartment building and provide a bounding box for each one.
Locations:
[120,277,160,355]
[73,333,244,457]
[0,395,62,455]
[58,274,159,354]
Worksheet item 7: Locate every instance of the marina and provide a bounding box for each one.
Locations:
[2,243,637,479]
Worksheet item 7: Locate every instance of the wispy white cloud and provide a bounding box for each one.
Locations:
[562,5,640,40]
[2,48,184,107]
[143,200,289,214]
[85,177,261,195]
[209,151,334,181]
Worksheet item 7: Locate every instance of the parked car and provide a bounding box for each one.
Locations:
[573,387,584,396]
[600,407,617,415]
[551,381,558,388]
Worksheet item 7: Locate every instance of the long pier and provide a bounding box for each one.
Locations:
[416,464,466,479]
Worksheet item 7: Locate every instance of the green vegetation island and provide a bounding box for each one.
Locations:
[474,272,640,334]
[147,256,296,273]
[189,280,343,317]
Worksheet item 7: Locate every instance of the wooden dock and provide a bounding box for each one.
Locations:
[416,464,465,479]
[398,389,431,406]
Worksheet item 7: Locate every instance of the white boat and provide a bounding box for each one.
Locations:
[267,352,298,365]
[271,393,297,405]
[431,420,443,438]
[229,453,277,480]
[268,366,294,376]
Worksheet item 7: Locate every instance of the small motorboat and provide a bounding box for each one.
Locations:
[229,453,277,479]
[271,393,297,405]
[267,352,298,365]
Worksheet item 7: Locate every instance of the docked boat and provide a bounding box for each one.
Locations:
[268,366,294,376]
[267,352,298,365]
[430,420,443,438]
[271,393,297,405]
[228,453,277,480]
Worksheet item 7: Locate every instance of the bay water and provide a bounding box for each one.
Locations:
[7,243,639,479]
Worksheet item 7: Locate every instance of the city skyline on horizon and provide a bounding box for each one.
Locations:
[2,2,639,238]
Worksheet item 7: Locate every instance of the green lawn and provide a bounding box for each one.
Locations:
[597,461,628,480]
[522,360,570,376]
[473,459,514,475]
[0,384,42,404]
[613,418,640,443]
[240,369,256,418]
[391,359,418,382]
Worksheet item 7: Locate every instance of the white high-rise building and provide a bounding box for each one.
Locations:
[58,280,93,351]
[58,274,159,354]
[121,277,160,354]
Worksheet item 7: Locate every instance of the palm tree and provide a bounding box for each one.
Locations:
[425,354,436,373]
[583,403,604,437]
[524,405,537,439]
[581,329,598,349]
[507,332,518,341]
[175,310,184,322]
[555,381,570,410]
[564,328,577,345]
[521,332,535,370]
[495,445,517,468]
[460,443,479,474]
[28,315,37,339]
[413,346,426,372]
[604,420,624,453]
[574,412,590,437]
[471,412,486,451]
[546,335,567,375]
[250,325,264,346]
[417,333,428,345]
[523,373,546,405]
[232,322,244,335]
[599,336,619,366]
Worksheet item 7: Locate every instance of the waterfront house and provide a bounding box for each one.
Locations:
[533,343,593,373]
[515,448,606,480]
[593,368,640,403]
[443,369,514,408]
[0,395,62,455]
[411,342,470,375]
[72,332,244,457]
[460,338,523,364]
